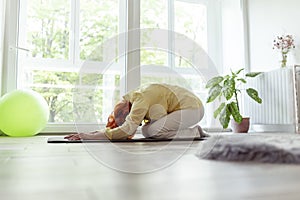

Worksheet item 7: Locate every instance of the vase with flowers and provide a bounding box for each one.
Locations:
[273,34,295,68]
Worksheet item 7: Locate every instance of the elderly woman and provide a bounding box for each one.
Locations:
[65,83,207,140]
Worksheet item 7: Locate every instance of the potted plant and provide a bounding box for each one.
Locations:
[205,68,262,133]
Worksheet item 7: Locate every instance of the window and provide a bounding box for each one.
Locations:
[5,0,221,131]
[17,0,125,127]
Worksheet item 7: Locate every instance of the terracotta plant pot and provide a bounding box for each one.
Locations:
[231,117,250,133]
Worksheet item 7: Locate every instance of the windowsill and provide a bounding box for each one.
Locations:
[41,123,105,134]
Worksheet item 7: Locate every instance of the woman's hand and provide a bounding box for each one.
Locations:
[64,130,108,140]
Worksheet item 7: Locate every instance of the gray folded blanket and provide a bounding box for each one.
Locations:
[197,134,300,164]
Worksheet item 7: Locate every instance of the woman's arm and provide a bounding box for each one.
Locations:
[64,130,108,140]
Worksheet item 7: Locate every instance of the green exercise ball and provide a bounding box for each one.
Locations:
[0,89,49,137]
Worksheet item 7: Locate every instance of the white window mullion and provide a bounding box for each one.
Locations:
[70,0,80,65]
[0,0,5,95]
[2,0,19,95]
[168,0,175,69]
[118,0,127,96]
[240,0,250,72]
[125,0,140,92]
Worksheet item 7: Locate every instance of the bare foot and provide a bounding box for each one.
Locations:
[197,125,209,138]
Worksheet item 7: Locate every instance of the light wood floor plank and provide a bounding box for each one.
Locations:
[1,135,300,200]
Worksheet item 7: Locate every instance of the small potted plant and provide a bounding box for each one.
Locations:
[205,68,262,133]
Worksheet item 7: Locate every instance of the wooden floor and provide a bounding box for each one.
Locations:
[1,134,300,200]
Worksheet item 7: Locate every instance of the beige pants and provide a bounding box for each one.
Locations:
[141,108,204,139]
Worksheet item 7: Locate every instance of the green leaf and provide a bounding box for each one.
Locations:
[213,103,225,118]
[222,78,235,100]
[246,72,262,78]
[219,105,230,129]
[224,75,230,79]
[228,102,243,123]
[205,76,224,88]
[206,85,222,103]
[246,88,262,104]
[237,78,247,83]
[236,68,244,75]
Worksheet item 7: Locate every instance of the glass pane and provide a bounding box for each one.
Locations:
[79,0,119,61]
[174,1,207,67]
[19,0,70,59]
[141,49,168,66]
[140,0,168,29]
[31,71,78,123]
[73,73,120,124]
[140,0,168,66]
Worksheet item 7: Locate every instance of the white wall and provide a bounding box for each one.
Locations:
[248,0,300,71]
[221,0,245,74]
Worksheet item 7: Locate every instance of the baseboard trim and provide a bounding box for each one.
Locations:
[251,124,297,133]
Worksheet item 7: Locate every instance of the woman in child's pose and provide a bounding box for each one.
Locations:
[65,83,207,140]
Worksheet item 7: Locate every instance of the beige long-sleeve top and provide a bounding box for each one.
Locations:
[104,83,203,139]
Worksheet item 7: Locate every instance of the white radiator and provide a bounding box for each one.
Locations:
[244,66,299,132]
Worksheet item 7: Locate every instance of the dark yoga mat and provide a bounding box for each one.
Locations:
[47,137,205,143]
